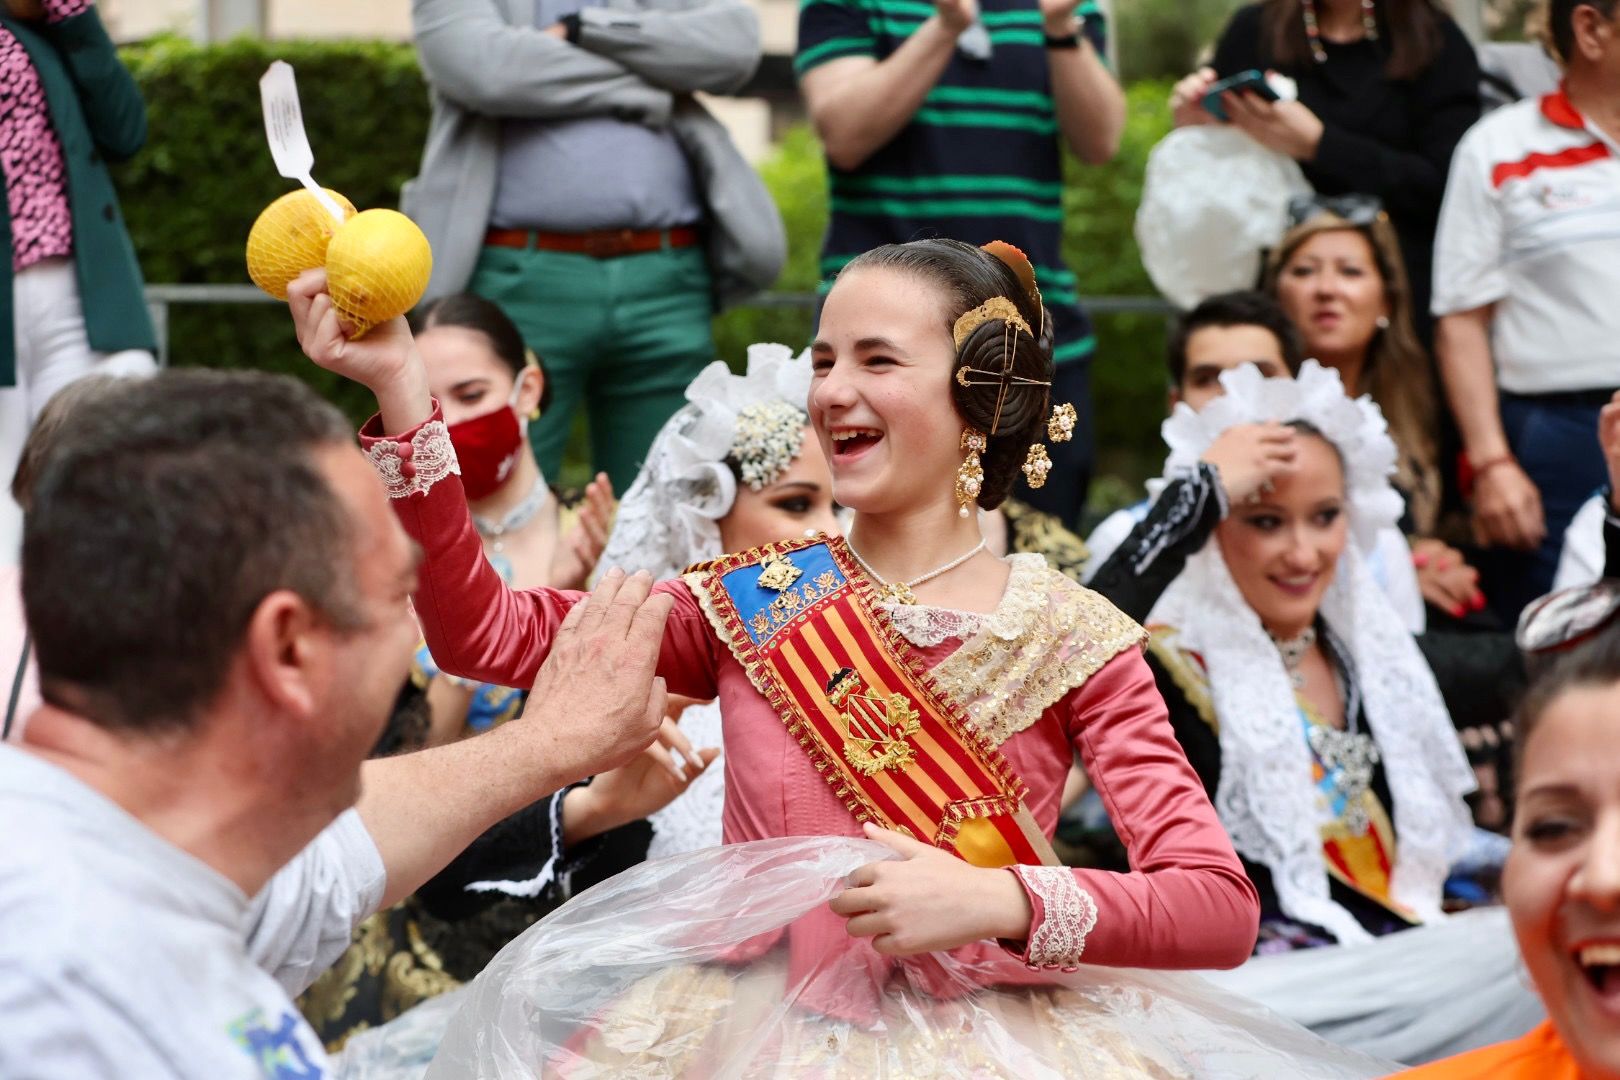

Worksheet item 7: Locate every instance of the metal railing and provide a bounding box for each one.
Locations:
[144,284,1175,366]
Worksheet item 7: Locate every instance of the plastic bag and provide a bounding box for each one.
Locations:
[333,989,468,1080]
[1135,126,1311,311]
[393,837,1393,1078]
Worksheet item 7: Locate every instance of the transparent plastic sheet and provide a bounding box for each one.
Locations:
[1134,126,1312,311]
[334,989,470,1080]
[1201,907,1544,1065]
[383,838,1397,1079]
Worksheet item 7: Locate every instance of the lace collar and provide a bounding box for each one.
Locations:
[879,553,1048,647]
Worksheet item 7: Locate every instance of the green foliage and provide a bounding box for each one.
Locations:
[1063,80,1177,497]
[710,125,825,365]
[115,35,427,420]
[1113,0,1243,81]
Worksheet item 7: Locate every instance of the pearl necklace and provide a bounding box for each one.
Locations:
[847,538,987,606]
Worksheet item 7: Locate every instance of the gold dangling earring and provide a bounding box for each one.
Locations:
[955,428,987,518]
[1022,443,1052,489]
[1047,402,1076,444]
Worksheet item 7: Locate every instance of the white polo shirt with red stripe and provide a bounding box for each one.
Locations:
[1433,87,1620,395]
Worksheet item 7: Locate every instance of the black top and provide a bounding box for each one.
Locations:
[1211,3,1481,327]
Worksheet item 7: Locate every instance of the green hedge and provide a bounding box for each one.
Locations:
[116,38,1175,499]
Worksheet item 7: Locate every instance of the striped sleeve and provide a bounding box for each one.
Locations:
[795,0,877,77]
[1079,0,1108,58]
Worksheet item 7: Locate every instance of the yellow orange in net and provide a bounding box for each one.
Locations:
[246,188,355,300]
[324,209,433,339]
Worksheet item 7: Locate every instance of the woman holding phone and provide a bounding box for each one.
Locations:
[1169,0,1481,333]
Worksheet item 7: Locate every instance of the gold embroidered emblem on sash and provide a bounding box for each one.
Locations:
[825,667,922,777]
[757,552,802,592]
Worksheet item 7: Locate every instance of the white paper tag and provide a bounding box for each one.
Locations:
[259,61,346,225]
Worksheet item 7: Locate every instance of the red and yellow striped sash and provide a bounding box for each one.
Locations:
[686,535,1055,868]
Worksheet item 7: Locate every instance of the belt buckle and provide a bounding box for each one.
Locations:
[584,229,637,259]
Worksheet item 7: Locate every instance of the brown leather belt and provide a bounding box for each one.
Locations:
[483,226,700,258]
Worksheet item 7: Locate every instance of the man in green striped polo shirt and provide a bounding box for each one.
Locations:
[797,0,1123,526]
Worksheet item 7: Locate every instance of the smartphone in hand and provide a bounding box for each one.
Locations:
[1202,70,1280,122]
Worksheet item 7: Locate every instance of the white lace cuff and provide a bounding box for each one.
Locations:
[1008,865,1098,972]
[363,420,460,500]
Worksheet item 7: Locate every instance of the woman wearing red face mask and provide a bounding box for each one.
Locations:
[407,295,614,745]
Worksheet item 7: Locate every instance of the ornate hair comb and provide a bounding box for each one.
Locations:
[951,296,1031,349]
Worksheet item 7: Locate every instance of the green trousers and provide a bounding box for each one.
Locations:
[468,243,715,493]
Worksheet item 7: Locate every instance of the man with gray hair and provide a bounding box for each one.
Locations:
[0,369,672,1077]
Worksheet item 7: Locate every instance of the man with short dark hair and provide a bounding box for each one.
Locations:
[1163,290,1305,412]
[1433,0,1620,619]
[0,370,672,1077]
[1082,291,1305,581]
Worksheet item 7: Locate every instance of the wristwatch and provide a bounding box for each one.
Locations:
[1043,13,1086,48]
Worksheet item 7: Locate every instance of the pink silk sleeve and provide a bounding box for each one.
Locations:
[1057,649,1259,970]
[359,408,721,701]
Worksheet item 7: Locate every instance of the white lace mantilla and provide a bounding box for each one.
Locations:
[902,555,1147,746]
[1012,865,1097,971]
[1150,547,1475,946]
[364,420,460,500]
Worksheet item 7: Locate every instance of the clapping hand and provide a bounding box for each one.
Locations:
[569,716,719,839]
[552,473,617,591]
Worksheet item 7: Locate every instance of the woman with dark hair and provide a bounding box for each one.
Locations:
[1266,211,1438,528]
[1171,0,1481,329]
[286,244,1379,1074]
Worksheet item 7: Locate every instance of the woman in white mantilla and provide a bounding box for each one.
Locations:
[597,343,839,859]
[1138,361,1542,1063]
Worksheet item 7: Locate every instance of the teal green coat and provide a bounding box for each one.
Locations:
[0,7,154,387]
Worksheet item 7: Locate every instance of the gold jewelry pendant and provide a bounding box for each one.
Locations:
[1022,443,1052,488]
[956,428,987,518]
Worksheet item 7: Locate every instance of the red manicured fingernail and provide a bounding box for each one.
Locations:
[1412,553,1430,568]
[1450,604,1467,618]
[1471,593,1487,612]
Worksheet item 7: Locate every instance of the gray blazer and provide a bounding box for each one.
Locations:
[404,0,785,310]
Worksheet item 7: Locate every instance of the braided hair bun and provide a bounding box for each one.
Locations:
[839,239,1055,510]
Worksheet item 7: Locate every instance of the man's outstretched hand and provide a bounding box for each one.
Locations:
[527,568,674,783]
